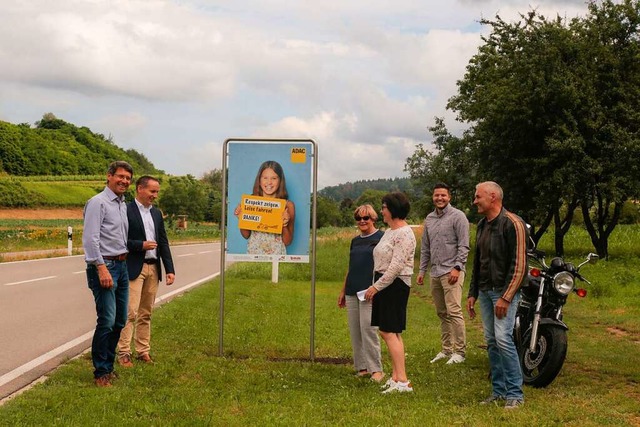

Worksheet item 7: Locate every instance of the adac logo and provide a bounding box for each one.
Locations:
[291,147,306,163]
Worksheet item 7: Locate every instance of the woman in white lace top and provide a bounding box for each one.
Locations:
[364,192,416,394]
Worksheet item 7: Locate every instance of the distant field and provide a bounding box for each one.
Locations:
[0,176,103,208]
[0,209,219,260]
[24,181,102,206]
[0,208,84,219]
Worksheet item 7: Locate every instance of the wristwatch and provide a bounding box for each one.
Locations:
[453,265,462,271]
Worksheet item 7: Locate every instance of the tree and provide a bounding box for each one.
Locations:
[405,117,477,219]
[35,112,67,130]
[159,175,208,222]
[443,4,640,257]
[448,11,590,253]
[201,169,224,223]
[316,195,342,227]
[573,0,640,258]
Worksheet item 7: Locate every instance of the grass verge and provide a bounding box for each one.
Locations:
[0,229,638,426]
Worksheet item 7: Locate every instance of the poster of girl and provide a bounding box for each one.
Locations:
[235,160,295,254]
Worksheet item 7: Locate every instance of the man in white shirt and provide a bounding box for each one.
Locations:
[117,176,175,367]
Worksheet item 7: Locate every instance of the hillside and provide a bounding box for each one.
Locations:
[319,177,419,201]
[0,114,161,176]
[0,114,163,207]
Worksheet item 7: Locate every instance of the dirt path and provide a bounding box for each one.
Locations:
[0,208,83,220]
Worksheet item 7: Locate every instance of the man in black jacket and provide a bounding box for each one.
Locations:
[117,176,175,366]
[467,181,528,409]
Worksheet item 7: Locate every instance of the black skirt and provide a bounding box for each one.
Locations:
[371,273,410,333]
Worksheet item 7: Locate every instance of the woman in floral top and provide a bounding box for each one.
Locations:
[364,192,416,394]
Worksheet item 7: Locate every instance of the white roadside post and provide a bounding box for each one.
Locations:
[272,260,279,283]
[67,226,73,256]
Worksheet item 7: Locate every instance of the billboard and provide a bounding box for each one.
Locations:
[226,141,312,262]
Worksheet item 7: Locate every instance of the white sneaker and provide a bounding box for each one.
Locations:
[446,354,465,364]
[430,352,450,363]
[382,380,413,394]
[381,378,397,390]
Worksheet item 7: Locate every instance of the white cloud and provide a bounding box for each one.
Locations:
[0,0,597,188]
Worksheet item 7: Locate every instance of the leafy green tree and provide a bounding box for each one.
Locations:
[201,169,224,223]
[405,117,477,219]
[573,0,640,258]
[159,175,208,222]
[316,195,342,227]
[0,123,28,174]
[447,10,589,254]
[443,4,640,257]
[354,189,387,211]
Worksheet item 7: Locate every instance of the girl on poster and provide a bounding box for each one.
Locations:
[235,160,296,254]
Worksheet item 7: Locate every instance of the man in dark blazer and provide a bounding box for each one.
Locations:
[117,175,175,366]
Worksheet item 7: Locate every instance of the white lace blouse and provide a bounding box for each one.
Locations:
[372,225,416,290]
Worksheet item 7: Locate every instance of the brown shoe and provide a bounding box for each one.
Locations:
[94,375,112,387]
[108,371,119,381]
[136,353,154,364]
[118,354,134,368]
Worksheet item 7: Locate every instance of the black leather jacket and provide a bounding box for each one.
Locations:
[468,208,528,302]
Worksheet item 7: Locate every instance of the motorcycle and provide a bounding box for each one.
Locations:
[514,238,599,388]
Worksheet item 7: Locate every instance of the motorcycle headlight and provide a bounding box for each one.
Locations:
[553,271,575,295]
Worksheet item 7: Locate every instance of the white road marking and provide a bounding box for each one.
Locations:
[0,332,93,387]
[199,251,213,254]
[177,253,194,257]
[0,272,220,388]
[4,276,57,287]
[72,271,85,275]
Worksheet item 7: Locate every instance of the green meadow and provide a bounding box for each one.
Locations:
[0,227,638,426]
[0,219,220,256]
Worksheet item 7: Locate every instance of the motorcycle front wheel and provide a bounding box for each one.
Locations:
[519,325,568,388]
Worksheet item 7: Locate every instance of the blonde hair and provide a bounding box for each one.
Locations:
[353,204,378,221]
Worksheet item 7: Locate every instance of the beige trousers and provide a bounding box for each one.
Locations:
[430,272,466,356]
[117,263,159,357]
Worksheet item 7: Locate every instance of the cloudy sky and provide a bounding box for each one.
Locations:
[0,0,590,188]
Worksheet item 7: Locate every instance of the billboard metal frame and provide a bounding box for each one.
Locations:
[219,138,318,359]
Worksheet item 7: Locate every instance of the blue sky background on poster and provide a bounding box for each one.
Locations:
[226,142,311,257]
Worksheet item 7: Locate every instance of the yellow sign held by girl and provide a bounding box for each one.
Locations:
[237,194,287,234]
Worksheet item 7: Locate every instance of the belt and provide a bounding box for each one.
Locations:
[143,259,158,264]
[104,254,127,261]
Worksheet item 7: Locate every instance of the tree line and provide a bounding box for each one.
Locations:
[405,0,640,259]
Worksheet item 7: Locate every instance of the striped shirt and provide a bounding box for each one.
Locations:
[419,203,470,278]
[82,187,129,265]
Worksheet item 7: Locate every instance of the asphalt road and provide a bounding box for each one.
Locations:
[0,242,221,399]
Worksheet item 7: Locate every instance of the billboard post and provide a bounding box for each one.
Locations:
[219,139,317,359]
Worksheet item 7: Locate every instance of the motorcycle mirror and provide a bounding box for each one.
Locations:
[587,253,599,264]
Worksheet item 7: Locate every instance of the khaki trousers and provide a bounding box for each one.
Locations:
[430,272,466,356]
[117,263,159,357]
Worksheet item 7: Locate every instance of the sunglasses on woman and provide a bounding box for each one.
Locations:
[354,215,371,221]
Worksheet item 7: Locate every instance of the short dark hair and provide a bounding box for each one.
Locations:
[382,192,411,220]
[107,160,133,176]
[433,182,450,193]
[136,175,159,189]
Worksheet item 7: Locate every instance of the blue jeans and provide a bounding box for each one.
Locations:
[87,260,129,378]
[479,290,523,400]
